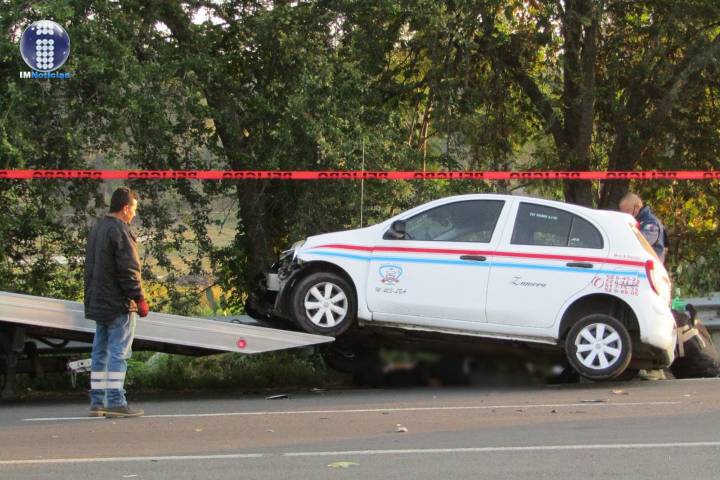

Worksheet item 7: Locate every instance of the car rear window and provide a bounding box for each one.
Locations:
[631,223,659,259]
[511,203,603,249]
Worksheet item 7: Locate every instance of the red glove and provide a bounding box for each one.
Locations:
[136,297,149,318]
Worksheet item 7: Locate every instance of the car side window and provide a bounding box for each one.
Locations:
[568,215,604,249]
[400,200,504,243]
[511,203,603,249]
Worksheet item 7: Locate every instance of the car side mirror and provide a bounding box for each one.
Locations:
[384,220,407,240]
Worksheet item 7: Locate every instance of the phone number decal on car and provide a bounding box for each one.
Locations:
[592,274,640,296]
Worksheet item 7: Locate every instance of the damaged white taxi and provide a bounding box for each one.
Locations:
[247,194,676,380]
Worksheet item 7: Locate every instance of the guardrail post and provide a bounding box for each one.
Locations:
[0,326,26,400]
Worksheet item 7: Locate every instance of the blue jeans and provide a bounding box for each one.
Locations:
[89,312,136,408]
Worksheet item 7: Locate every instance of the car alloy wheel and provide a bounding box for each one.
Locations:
[291,271,357,336]
[565,314,632,381]
[574,322,623,370]
[303,282,348,328]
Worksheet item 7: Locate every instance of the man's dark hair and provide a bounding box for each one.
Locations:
[109,187,138,213]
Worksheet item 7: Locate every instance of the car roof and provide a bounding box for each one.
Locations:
[389,193,631,228]
[431,193,596,212]
[436,193,636,223]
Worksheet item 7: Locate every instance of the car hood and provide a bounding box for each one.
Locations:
[301,224,384,251]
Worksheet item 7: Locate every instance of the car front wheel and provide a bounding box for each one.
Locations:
[565,314,632,381]
[291,272,357,336]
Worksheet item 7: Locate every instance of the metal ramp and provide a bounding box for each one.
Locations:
[0,291,333,399]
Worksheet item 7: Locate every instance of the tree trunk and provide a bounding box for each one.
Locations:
[598,133,632,209]
[560,0,598,207]
[492,1,599,207]
[154,2,286,287]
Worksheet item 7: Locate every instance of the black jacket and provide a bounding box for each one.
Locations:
[84,215,144,322]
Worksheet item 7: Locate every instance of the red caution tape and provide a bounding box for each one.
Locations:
[1,170,719,180]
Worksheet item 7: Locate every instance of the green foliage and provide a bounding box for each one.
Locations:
[640,181,720,296]
[14,349,349,394]
[126,350,346,391]
[1,0,719,304]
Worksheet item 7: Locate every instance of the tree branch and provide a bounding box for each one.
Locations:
[645,33,720,130]
[499,45,565,150]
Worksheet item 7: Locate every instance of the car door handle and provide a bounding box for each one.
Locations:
[566,262,594,268]
[460,255,487,262]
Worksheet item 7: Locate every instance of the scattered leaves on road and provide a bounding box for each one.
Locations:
[266,394,289,400]
[328,461,359,469]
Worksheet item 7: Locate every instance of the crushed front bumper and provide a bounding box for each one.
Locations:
[244,250,302,322]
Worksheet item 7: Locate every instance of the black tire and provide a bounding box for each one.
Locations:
[320,344,382,380]
[565,314,632,381]
[320,345,362,374]
[291,272,357,336]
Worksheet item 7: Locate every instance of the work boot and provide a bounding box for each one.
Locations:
[638,369,667,381]
[89,406,107,417]
[105,405,144,418]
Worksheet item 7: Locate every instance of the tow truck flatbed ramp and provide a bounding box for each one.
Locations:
[0,291,333,355]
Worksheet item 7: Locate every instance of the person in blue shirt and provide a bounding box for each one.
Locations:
[619,192,668,263]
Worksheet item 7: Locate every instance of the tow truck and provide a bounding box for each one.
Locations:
[0,291,332,400]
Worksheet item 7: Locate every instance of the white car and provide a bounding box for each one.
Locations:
[247,194,676,380]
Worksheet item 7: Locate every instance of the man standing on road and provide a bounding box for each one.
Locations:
[84,187,148,418]
[619,192,668,263]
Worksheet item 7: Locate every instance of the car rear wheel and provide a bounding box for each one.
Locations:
[565,314,632,381]
[291,272,357,336]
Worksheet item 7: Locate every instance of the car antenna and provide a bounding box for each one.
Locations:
[360,138,365,228]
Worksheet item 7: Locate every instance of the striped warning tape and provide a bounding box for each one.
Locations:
[1,170,719,180]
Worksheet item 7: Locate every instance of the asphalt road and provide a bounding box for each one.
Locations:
[1,378,720,479]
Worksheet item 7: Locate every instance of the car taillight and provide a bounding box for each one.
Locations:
[645,259,659,295]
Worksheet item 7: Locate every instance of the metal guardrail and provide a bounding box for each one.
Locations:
[685,292,720,331]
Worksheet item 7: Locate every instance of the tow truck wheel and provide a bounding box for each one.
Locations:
[565,314,632,381]
[291,272,357,336]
